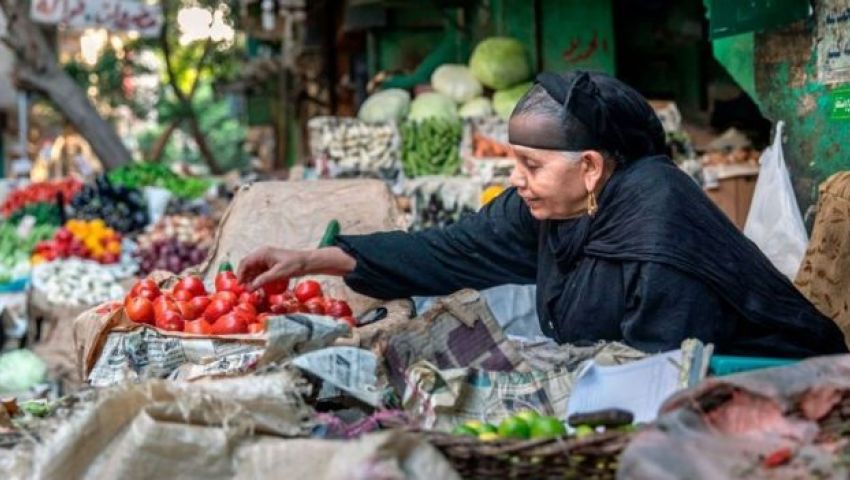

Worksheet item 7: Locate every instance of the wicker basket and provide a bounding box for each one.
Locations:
[422,430,632,480]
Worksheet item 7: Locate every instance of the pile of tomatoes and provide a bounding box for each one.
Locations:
[31,219,123,265]
[123,267,355,335]
[1,179,82,217]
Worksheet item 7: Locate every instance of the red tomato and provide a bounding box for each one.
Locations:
[270,303,288,314]
[213,290,238,304]
[125,297,155,324]
[214,270,237,292]
[338,316,357,328]
[176,300,199,320]
[235,302,257,316]
[303,297,326,315]
[184,319,213,335]
[261,278,289,296]
[153,296,178,319]
[239,290,267,311]
[215,272,244,295]
[136,287,160,302]
[190,295,211,314]
[247,323,265,334]
[211,312,248,335]
[173,289,194,302]
[235,308,257,325]
[294,280,322,303]
[203,298,234,323]
[131,279,160,297]
[326,300,353,318]
[268,293,287,307]
[157,310,184,331]
[175,276,207,297]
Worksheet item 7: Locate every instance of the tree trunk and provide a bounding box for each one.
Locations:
[0,0,132,170]
[147,119,180,162]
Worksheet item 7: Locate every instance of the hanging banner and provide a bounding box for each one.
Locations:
[817,0,850,84]
[31,0,163,38]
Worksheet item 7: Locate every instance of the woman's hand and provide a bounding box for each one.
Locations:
[237,246,356,291]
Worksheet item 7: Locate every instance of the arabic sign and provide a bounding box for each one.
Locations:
[829,89,850,121]
[30,0,163,38]
[818,1,850,84]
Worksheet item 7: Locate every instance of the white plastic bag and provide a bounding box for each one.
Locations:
[743,121,808,279]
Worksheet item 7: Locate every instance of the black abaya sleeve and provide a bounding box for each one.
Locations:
[335,188,539,299]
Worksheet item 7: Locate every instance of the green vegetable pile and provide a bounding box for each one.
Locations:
[401,119,462,177]
[0,223,57,283]
[108,162,211,199]
[6,202,63,226]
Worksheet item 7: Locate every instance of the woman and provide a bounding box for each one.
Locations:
[238,71,847,358]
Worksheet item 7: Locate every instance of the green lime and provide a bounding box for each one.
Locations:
[463,419,483,430]
[515,410,541,423]
[530,416,567,439]
[574,425,594,438]
[452,425,479,436]
[478,432,500,441]
[498,416,531,439]
[478,423,498,435]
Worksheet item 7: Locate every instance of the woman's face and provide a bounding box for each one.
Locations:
[508,114,611,220]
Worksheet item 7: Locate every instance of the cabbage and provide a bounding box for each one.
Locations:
[0,349,47,394]
[407,92,459,122]
[431,64,483,103]
[459,97,493,118]
[357,88,411,123]
[493,82,533,119]
[469,37,531,90]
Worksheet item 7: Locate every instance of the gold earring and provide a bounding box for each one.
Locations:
[587,191,598,217]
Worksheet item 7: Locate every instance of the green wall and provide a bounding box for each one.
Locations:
[489,0,615,74]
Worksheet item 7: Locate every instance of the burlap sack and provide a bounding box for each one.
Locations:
[795,172,850,345]
[2,369,314,480]
[198,179,408,316]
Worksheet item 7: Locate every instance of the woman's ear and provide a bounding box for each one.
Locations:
[581,150,607,193]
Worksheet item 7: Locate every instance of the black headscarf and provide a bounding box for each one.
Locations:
[509,71,667,161]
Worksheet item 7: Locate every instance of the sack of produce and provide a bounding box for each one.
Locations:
[458,97,493,119]
[459,117,516,181]
[469,37,531,90]
[431,64,483,104]
[493,81,532,119]
[134,214,216,275]
[407,92,459,122]
[357,88,411,124]
[307,116,400,174]
[401,118,462,177]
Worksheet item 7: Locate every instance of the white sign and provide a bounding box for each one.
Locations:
[818,0,850,84]
[31,0,163,38]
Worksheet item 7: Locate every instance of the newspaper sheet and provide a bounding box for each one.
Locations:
[291,347,382,407]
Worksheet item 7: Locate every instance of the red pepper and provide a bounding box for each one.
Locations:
[762,447,793,468]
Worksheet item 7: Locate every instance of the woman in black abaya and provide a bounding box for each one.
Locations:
[238,71,846,358]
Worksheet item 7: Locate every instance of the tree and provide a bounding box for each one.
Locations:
[0,0,132,169]
[144,0,242,173]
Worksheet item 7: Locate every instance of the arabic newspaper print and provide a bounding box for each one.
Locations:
[818,0,850,84]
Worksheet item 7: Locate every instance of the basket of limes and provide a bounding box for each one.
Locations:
[420,409,636,479]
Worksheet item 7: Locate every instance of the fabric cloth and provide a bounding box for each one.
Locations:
[795,171,850,346]
[338,156,847,358]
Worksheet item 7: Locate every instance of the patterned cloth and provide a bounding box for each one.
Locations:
[795,172,850,346]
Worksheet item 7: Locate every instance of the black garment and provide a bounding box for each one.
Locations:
[337,156,847,358]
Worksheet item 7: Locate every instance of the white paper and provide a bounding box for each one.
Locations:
[566,349,684,424]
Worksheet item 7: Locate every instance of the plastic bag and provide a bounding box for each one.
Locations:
[743,121,808,279]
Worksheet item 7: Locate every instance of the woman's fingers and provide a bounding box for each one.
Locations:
[237,247,273,284]
[249,265,287,291]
